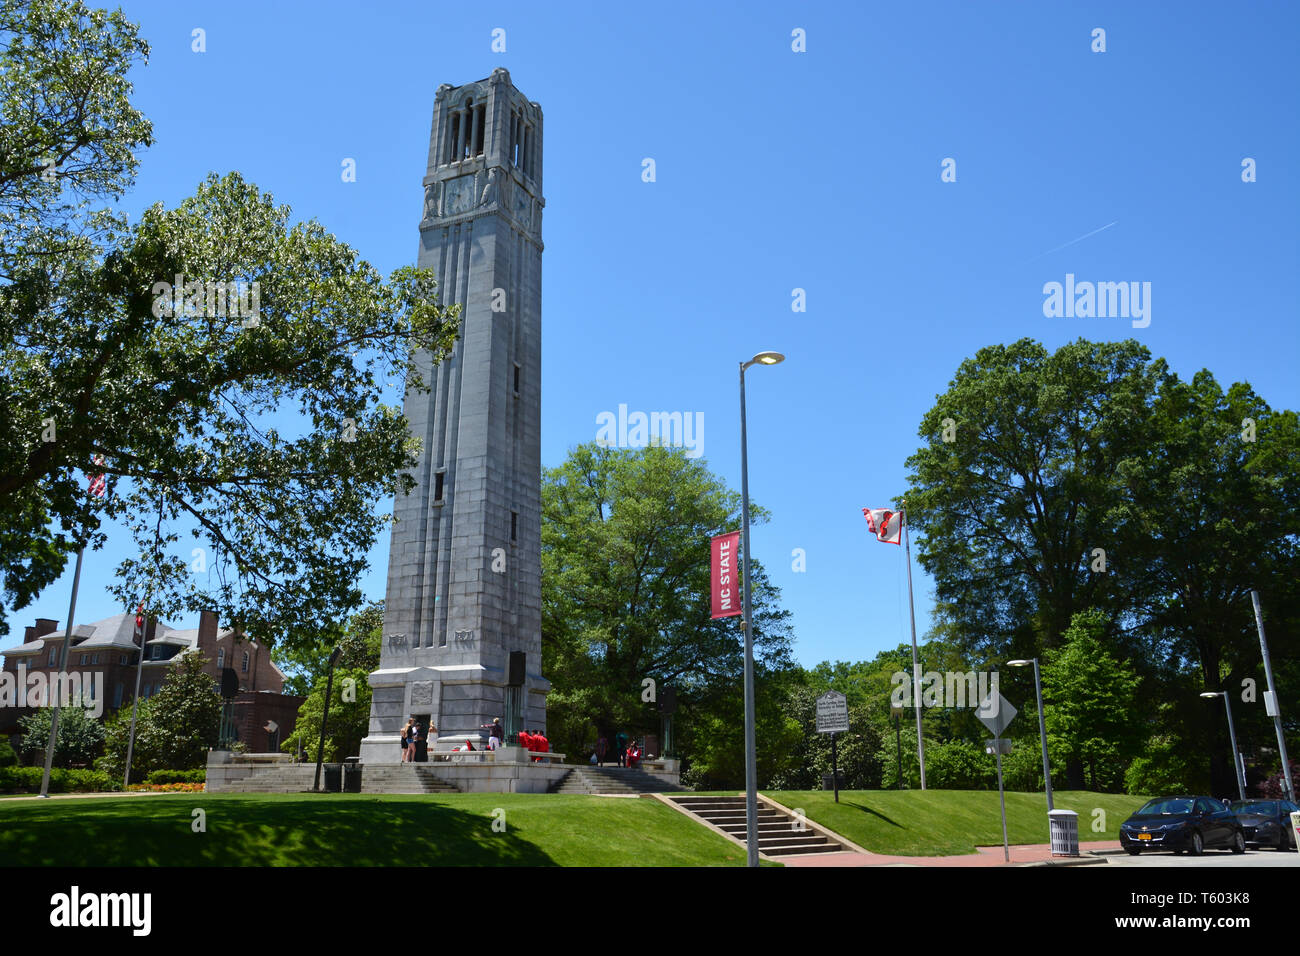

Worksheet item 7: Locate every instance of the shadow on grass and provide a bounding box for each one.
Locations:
[0,796,557,867]
[842,800,903,828]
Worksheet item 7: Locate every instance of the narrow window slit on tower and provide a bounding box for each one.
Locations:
[447,113,460,164]
[434,469,445,502]
[513,362,520,396]
[474,104,486,155]
[511,511,518,542]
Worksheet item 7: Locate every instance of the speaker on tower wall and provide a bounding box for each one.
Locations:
[508,651,526,687]
[658,686,677,715]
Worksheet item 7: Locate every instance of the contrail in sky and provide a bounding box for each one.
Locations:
[1022,220,1118,264]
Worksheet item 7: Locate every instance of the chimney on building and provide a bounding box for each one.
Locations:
[197,609,219,661]
[23,625,36,644]
[35,618,59,638]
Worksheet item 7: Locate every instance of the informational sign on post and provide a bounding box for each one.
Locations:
[816,691,849,734]
[816,691,849,802]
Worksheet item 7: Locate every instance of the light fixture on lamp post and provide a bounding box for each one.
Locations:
[1008,658,1053,811]
[739,350,783,867]
[1200,691,1247,801]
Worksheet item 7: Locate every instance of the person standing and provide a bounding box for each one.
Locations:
[401,718,415,762]
[596,734,608,767]
[414,720,430,762]
[614,731,628,767]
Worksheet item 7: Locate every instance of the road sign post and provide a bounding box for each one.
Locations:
[978,690,1018,863]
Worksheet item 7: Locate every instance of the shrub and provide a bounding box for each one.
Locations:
[146,768,206,785]
[0,738,17,767]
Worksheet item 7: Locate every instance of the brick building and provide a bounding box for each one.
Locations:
[1,610,303,753]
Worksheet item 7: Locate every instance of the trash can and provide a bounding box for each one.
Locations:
[1291,810,1300,849]
[1048,809,1079,857]
[821,771,845,791]
[322,764,342,793]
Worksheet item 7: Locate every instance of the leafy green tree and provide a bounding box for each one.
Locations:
[0,1,460,644]
[1042,610,1143,792]
[767,683,883,791]
[277,601,383,697]
[99,652,221,775]
[18,705,104,767]
[541,442,795,767]
[0,0,153,623]
[904,338,1164,663]
[282,665,372,762]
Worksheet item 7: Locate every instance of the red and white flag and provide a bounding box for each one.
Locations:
[862,507,903,545]
[87,455,107,498]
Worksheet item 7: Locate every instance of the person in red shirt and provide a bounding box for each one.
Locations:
[518,730,532,752]
[626,739,641,769]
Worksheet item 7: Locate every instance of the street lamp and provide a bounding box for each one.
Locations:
[1008,658,1053,811]
[313,646,343,793]
[1200,691,1247,801]
[739,349,784,867]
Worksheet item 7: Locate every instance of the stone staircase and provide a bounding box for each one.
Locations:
[220,764,321,793]
[667,795,843,857]
[359,764,460,794]
[550,765,684,795]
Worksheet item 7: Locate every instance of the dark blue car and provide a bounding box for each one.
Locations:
[1231,799,1298,851]
[1119,795,1246,856]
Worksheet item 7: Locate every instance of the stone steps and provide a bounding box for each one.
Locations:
[549,766,684,795]
[359,765,459,794]
[666,795,845,857]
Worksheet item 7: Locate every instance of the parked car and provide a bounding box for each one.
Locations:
[1229,799,1298,851]
[1119,795,1247,856]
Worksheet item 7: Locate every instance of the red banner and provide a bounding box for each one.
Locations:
[710,531,743,619]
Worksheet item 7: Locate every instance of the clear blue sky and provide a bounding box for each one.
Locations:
[19,1,1299,669]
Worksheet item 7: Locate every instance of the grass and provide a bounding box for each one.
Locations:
[0,792,757,867]
[755,789,1148,856]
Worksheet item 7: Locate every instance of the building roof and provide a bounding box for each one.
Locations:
[1,611,263,666]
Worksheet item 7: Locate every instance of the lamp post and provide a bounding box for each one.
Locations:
[739,349,783,868]
[1008,658,1053,811]
[313,646,343,792]
[1201,691,1247,801]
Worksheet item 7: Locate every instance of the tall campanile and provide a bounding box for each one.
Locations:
[359,68,547,762]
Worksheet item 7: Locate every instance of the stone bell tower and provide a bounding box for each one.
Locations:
[359,68,547,763]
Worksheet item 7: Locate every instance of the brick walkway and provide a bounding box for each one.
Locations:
[779,841,1120,867]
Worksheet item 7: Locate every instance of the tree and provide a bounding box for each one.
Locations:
[281,602,383,759]
[277,600,383,697]
[541,442,795,767]
[18,705,104,767]
[0,0,153,621]
[0,6,461,644]
[1,168,459,646]
[904,338,1165,663]
[98,651,221,776]
[1041,609,1143,792]
[282,665,372,762]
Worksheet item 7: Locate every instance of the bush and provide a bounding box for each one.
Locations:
[0,766,120,793]
[146,768,206,785]
[0,738,17,767]
[18,706,105,768]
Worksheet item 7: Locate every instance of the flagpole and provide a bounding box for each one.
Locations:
[902,503,926,790]
[38,546,84,798]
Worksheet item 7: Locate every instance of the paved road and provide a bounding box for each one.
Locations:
[1094,847,1299,868]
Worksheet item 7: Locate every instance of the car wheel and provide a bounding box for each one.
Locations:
[1126,848,1141,856]
[1190,831,1204,856]
[1173,849,1184,855]
[1231,830,1246,854]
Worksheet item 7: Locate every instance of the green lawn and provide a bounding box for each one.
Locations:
[0,793,757,867]
[757,789,1147,856]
